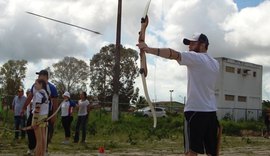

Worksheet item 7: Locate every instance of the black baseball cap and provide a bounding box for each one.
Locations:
[183,33,209,46]
[36,70,48,76]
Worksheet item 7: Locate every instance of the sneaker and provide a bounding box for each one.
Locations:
[62,140,70,144]
[80,140,87,144]
[27,149,34,155]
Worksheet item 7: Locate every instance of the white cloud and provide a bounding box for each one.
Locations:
[222,1,270,51]
[0,0,116,62]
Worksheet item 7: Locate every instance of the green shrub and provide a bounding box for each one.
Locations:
[220,120,264,136]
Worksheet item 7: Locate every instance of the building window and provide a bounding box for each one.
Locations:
[238,96,247,102]
[253,72,256,77]
[237,68,241,74]
[242,69,251,76]
[225,66,235,73]
[225,95,235,101]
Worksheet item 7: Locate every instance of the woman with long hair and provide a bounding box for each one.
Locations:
[32,79,49,156]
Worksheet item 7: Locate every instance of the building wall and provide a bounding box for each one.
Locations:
[215,57,262,120]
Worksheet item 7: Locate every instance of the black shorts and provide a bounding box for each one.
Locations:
[184,111,219,155]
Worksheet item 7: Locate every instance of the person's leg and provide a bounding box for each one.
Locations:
[184,112,206,155]
[62,116,72,143]
[27,113,36,150]
[34,127,42,156]
[185,151,198,156]
[204,113,219,156]
[41,127,46,156]
[74,116,82,143]
[20,116,26,139]
[66,116,73,140]
[14,116,20,139]
[61,117,68,140]
[81,116,87,143]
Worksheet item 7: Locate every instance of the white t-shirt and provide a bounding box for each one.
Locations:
[32,84,51,102]
[78,99,90,116]
[32,89,49,115]
[178,51,219,112]
[61,100,74,117]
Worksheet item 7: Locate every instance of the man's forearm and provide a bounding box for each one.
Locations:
[22,94,33,111]
[51,98,58,113]
[147,47,181,60]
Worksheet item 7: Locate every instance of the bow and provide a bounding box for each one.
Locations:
[21,102,63,131]
[138,0,157,128]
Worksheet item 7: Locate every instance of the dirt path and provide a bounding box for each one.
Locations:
[34,146,270,156]
[1,136,270,156]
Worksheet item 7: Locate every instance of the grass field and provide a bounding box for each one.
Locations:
[1,110,270,155]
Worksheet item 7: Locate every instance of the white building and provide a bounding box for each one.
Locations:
[215,57,262,121]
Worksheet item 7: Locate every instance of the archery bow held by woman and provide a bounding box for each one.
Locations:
[136,33,220,156]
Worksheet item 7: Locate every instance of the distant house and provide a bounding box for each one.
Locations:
[215,57,263,121]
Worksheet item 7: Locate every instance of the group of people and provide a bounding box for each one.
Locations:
[12,70,94,156]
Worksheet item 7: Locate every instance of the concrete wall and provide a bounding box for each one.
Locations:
[215,57,262,120]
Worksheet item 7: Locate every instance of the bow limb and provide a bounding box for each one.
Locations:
[138,0,157,128]
[141,74,157,128]
[46,102,63,121]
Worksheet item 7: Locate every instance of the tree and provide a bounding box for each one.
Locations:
[89,44,139,110]
[263,100,270,109]
[0,60,27,106]
[130,88,139,105]
[50,57,89,94]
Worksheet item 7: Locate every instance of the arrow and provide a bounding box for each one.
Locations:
[26,11,101,35]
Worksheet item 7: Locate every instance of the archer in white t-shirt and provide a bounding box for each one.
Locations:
[137,33,220,156]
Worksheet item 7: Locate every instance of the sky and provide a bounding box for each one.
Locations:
[0,0,270,103]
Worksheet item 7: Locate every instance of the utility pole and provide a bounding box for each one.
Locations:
[112,0,122,121]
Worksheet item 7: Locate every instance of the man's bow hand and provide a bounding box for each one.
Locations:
[136,42,149,53]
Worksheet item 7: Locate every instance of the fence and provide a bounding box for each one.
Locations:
[217,107,262,121]
[3,93,263,126]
